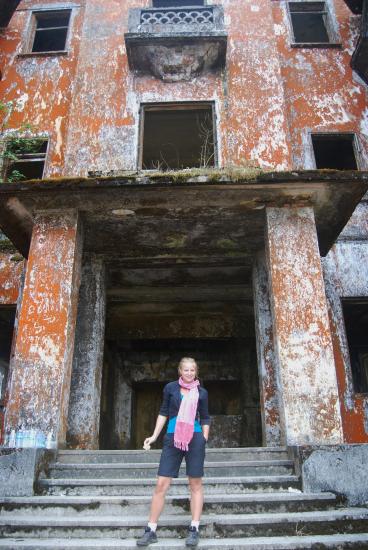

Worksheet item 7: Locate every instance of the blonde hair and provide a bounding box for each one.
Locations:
[178,357,199,378]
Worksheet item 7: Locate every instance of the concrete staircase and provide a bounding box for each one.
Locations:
[0,447,368,549]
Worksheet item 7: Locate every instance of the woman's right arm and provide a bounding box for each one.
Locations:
[144,383,171,447]
[144,415,167,446]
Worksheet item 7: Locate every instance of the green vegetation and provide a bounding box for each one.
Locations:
[0,100,43,183]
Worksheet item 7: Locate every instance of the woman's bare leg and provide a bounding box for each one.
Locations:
[188,477,203,521]
[148,476,172,523]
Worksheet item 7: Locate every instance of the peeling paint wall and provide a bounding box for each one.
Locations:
[3,211,82,448]
[253,251,283,447]
[0,252,24,305]
[1,0,368,448]
[0,0,85,177]
[323,202,368,442]
[1,0,364,175]
[272,0,368,169]
[266,207,343,445]
[67,258,106,449]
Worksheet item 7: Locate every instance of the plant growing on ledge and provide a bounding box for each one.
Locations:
[0,100,47,183]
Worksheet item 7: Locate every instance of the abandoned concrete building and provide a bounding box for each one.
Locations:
[0,0,368,547]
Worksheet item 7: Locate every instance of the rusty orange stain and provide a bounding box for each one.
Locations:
[0,253,24,304]
[329,308,368,443]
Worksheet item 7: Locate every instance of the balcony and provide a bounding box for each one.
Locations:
[351,0,368,85]
[124,5,227,81]
[0,0,21,27]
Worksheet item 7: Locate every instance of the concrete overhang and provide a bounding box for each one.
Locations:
[342,0,363,13]
[124,5,227,81]
[0,170,367,261]
[0,0,20,27]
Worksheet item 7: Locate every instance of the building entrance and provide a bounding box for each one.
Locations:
[99,336,261,450]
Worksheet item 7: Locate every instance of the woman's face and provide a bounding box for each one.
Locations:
[179,361,197,383]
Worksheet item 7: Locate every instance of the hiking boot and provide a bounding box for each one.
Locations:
[136,527,158,546]
[186,526,200,547]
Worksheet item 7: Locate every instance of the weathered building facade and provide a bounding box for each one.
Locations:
[0,0,368,460]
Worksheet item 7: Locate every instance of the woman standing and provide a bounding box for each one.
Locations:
[136,357,210,547]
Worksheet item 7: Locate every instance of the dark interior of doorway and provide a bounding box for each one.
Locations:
[100,337,262,450]
[0,306,16,409]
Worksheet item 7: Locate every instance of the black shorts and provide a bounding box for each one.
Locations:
[157,432,206,478]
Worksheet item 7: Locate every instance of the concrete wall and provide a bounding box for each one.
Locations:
[272,0,368,169]
[0,252,24,306]
[3,0,366,175]
[323,201,368,443]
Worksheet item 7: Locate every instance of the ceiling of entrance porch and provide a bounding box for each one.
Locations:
[0,170,367,262]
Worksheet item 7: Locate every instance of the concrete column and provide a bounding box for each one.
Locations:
[253,251,283,447]
[112,365,132,449]
[4,210,82,449]
[265,207,343,445]
[67,258,106,449]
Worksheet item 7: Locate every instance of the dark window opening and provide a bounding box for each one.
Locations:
[152,1,205,7]
[32,10,71,53]
[289,2,330,43]
[312,134,358,170]
[141,104,216,170]
[0,307,16,405]
[342,299,368,394]
[5,139,48,182]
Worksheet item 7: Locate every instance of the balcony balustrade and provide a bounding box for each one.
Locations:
[124,5,227,81]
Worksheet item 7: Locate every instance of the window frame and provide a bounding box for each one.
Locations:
[309,132,361,170]
[2,137,49,182]
[138,101,218,171]
[287,1,340,48]
[25,8,73,55]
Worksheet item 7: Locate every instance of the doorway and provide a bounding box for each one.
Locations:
[0,306,16,443]
[100,337,262,449]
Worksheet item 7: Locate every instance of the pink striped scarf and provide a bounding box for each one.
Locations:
[174,377,200,451]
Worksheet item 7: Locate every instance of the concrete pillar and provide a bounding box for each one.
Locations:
[265,207,343,445]
[67,258,106,449]
[4,210,82,449]
[253,251,283,446]
[112,365,132,449]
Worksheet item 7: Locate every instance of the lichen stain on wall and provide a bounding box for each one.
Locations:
[5,0,294,175]
[0,253,24,305]
[0,0,85,176]
[323,235,368,442]
[267,207,343,444]
[4,212,82,448]
[272,0,368,169]
[2,0,366,176]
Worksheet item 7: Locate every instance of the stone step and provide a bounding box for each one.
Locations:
[48,459,294,478]
[56,447,289,464]
[1,509,367,539]
[1,534,368,549]
[38,475,301,496]
[0,492,338,516]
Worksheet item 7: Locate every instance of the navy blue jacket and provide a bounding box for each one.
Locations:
[159,381,210,426]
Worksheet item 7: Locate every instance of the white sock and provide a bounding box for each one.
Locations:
[191,520,200,530]
[148,522,157,532]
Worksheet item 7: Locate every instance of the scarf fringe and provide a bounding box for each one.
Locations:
[174,439,189,451]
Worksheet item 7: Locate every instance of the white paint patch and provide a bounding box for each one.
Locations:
[15,93,29,112]
[250,5,260,11]
[361,108,368,138]
[313,93,352,125]
[55,116,63,157]
[273,24,283,36]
